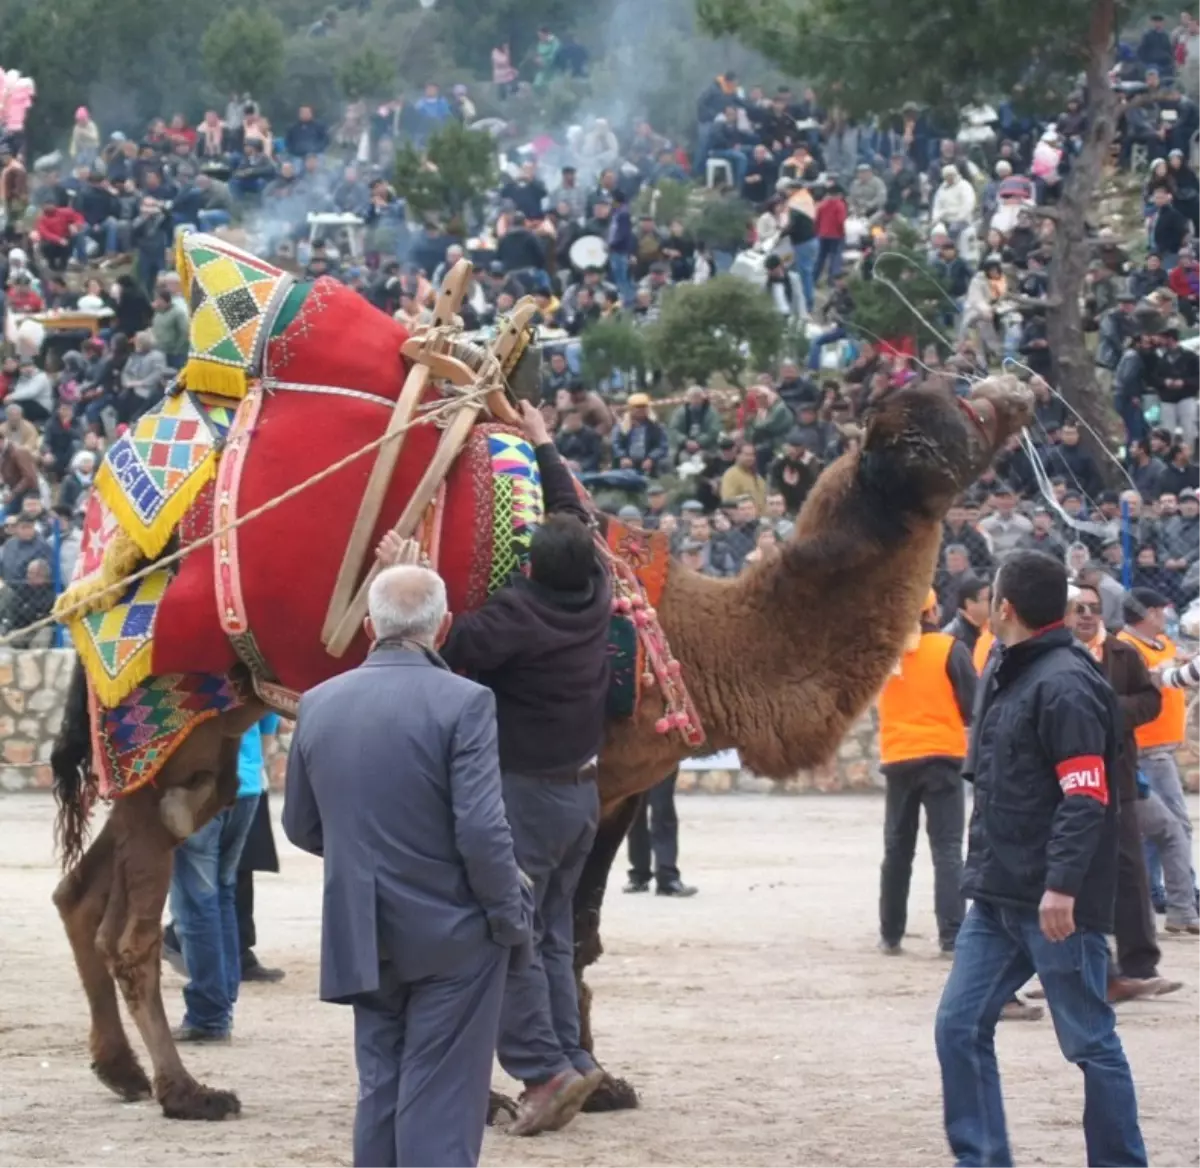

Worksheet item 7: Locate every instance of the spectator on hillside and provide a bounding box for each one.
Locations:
[1044,420,1105,502]
[719,442,767,510]
[1017,505,1067,561]
[554,409,602,473]
[767,432,820,515]
[668,385,722,462]
[941,500,994,575]
[285,105,330,158]
[1128,437,1168,501]
[611,393,668,477]
[151,287,190,370]
[978,483,1032,557]
[118,331,168,421]
[813,184,848,288]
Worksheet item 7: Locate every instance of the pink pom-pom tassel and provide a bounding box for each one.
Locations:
[654,717,671,735]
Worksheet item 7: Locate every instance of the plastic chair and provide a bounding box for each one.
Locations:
[705,157,733,189]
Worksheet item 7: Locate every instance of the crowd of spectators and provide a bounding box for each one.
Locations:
[0,13,1195,644]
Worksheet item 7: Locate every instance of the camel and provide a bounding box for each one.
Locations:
[50,372,1032,1121]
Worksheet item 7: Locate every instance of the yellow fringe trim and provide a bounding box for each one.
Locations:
[52,528,144,622]
[94,448,217,560]
[176,232,193,301]
[65,616,155,708]
[182,358,247,402]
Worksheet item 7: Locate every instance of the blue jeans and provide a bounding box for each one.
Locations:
[609,252,634,306]
[807,325,846,370]
[814,238,844,287]
[936,901,1146,1168]
[170,795,259,1035]
[198,209,232,233]
[791,238,819,311]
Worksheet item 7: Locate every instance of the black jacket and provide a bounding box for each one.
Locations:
[440,443,611,777]
[963,627,1121,933]
[1156,345,1199,404]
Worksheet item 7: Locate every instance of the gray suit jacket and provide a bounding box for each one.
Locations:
[283,646,529,1002]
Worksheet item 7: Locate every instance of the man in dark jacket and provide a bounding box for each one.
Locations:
[1155,327,1200,448]
[285,105,330,158]
[1066,583,1181,1003]
[381,400,608,1136]
[935,551,1147,1168]
[942,573,990,656]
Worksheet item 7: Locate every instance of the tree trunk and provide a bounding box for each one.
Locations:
[1045,0,1119,481]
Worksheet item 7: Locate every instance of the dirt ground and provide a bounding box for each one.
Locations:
[0,793,1196,1168]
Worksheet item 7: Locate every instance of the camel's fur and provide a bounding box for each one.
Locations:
[52,375,1032,1119]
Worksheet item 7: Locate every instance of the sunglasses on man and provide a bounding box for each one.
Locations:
[1073,602,1102,616]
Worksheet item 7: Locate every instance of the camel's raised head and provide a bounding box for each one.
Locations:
[858,374,1033,513]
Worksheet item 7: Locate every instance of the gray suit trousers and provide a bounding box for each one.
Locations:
[497,771,599,1085]
[352,943,507,1168]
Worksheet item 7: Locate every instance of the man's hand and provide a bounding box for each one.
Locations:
[1039,889,1077,942]
[375,531,428,569]
[518,399,550,447]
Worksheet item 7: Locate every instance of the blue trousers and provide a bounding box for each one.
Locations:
[813,237,844,286]
[935,900,1146,1168]
[170,794,259,1035]
[807,325,847,370]
[791,237,819,311]
[352,945,507,1167]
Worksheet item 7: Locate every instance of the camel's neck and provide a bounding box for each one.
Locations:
[660,455,945,778]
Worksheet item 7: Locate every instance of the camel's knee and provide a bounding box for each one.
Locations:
[53,829,115,917]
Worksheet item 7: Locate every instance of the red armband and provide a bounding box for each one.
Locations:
[1056,755,1108,805]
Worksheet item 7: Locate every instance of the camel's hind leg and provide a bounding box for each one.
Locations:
[575,794,642,1113]
[101,779,240,1121]
[53,820,153,1102]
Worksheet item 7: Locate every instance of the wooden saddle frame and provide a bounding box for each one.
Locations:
[320,258,536,658]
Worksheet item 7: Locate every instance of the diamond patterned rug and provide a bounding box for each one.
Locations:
[94,672,241,797]
[93,390,232,559]
[72,568,172,706]
[177,232,293,400]
[486,431,542,593]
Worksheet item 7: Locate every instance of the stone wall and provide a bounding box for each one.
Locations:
[1,649,1196,796]
[0,648,74,792]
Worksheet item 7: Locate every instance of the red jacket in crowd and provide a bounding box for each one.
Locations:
[815,195,848,240]
[34,205,85,246]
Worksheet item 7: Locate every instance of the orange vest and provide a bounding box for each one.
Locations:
[879,632,968,765]
[972,628,995,675]
[1117,631,1186,748]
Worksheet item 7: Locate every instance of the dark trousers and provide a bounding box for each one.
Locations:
[627,770,680,885]
[352,945,507,1168]
[235,869,256,956]
[879,757,965,950]
[1114,793,1160,980]
[936,901,1146,1168]
[498,770,599,1085]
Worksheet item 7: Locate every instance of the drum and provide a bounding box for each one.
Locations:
[568,234,609,273]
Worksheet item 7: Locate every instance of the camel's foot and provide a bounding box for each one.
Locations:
[580,1072,639,1112]
[157,1076,241,1121]
[487,1089,518,1126]
[91,1048,152,1102]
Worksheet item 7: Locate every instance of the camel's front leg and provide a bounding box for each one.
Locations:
[574,795,643,1113]
[102,786,241,1120]
[53,820,153,1102]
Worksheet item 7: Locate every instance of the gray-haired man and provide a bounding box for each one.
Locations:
[284,563,531,1168]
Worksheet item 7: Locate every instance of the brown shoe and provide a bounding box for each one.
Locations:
[545,1068,605,1131]
[1164,922,1200,935]
[1000,996,1044,1022]
[508,1069,591,1137]
[1109,975,1184,1002]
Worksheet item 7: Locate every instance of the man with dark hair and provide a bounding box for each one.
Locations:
[942,573,990,655]
[936,550,1147,1168]
[1066,584,1186,996]
[877,590,976,957]
[379,400,607,1136]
